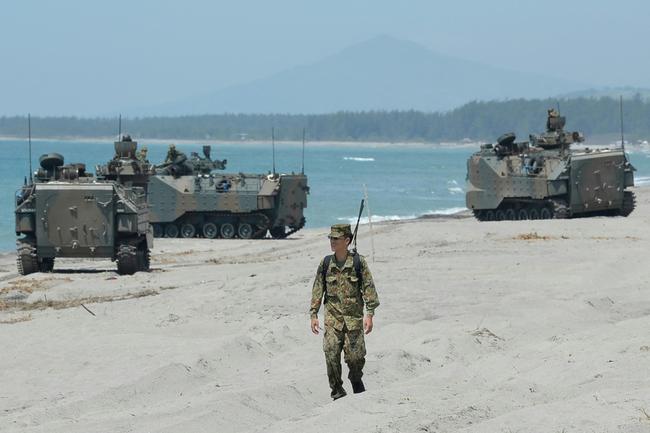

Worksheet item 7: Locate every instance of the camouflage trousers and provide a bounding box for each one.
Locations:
[323,324,366,394]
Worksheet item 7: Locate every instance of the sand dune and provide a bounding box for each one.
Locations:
[1,189,650,432]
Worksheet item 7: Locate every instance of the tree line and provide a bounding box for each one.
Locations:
[1,96,649,142]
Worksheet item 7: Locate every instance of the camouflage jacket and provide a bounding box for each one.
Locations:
[310,252,379,331]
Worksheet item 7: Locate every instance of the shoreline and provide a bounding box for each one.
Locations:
[0,206,473,254]
[0,135,483,149]
[4,183,648,254]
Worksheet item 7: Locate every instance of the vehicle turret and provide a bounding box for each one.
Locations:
[35,153,65,181]
[95,135,154,189]
[155,144,227,177]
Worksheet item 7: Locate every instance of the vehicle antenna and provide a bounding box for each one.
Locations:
[301,128,306,174]
[556,100,561,115]
[619,95,625,153]
[118,114,122,140]
[352,199,365,254]
[28,113,33,184]
[272,127,276,174]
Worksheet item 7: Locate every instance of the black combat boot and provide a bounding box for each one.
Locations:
[351,380,365,394]
[331,386,347,400]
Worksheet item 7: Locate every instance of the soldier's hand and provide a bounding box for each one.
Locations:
[310,318,320,335]
[364,315,373,334]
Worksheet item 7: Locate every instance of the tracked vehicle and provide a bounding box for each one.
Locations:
[15,136,154,275]
[466,111,636,221]
[149,145,309,239]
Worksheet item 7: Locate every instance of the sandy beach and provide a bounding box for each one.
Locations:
[1,189,650,432]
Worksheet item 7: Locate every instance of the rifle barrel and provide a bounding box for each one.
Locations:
[352,199,365,251]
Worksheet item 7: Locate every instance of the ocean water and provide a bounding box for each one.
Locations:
[3,139,650,252]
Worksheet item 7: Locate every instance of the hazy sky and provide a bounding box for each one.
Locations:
[3,0,649,115]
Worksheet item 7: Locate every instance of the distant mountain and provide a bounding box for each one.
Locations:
[556,86,650,100]
[139,35,590,115]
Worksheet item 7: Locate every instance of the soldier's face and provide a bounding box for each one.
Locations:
[329,236,350,253]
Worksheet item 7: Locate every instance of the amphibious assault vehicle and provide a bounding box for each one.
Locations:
[15,136,154,275]
[149,145,309,239]
[466,110,636,220]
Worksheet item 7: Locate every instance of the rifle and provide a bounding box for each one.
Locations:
[352,199,365,254]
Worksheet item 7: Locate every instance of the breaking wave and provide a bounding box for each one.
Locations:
[343,157,375,162]
[426,207,468,216]
[338,207,467,225]
[446,179,464,195]
[635,176,650,186]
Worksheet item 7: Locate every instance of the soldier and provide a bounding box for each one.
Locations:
[310,223,380,400]
[546,108,560,131]
[165,144,179,164]
[136,145,148,163]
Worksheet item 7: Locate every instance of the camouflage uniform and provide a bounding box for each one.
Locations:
[165,144,179,164]
[310,224,380,399]
[136,146,148,163]
[546,108,560,131]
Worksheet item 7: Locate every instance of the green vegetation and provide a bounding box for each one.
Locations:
[2,96,649,142]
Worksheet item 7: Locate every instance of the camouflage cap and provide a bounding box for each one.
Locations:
[328,223,352,239]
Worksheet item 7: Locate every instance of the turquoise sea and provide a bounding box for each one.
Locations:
[3,139,650,252]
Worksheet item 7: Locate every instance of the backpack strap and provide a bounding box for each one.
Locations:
[321,255,332,304]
